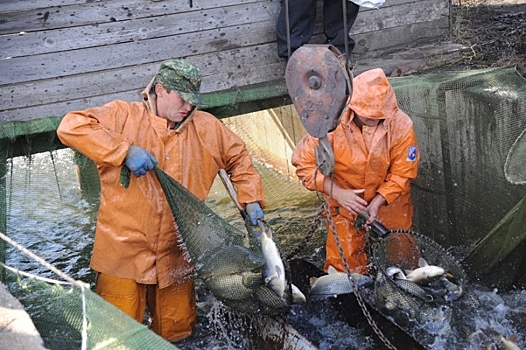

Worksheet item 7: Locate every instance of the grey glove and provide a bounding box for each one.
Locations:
[246,202,264,226]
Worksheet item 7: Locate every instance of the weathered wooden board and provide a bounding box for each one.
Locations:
[1,49,286,122]
[0,0,451,123]
[0,20,279,86]
[0,0,259,33]
[0,3,279,59]
[352,17,450,57]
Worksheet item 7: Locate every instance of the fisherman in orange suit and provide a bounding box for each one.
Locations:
[57,59,265,342]
[292,68,421,274]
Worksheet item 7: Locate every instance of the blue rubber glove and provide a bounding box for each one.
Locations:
[245,202,264,226]
[125,145,158,177]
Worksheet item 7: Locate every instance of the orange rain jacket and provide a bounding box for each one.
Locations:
[57,86,265,289]
[291,68,420,273]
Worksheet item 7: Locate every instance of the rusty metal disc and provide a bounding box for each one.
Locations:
[285,45,350,139]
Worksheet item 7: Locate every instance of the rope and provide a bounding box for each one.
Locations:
[285,0,291,59]
[0,231,80,286]
[0,230,90,349]
[0,262,71,285]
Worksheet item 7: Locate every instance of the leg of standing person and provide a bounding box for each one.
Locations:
[95,273,147,323]
[323,215,368,274]
[323,0,360,55]
[147,276,197,342]
[276,0,318,58]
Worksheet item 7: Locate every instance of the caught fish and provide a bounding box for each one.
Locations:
[496,333,520,350]
[255,223,286,298]
[291,284,307,304]
[440,272,463,301]
[187,0,193,8]
[405,257,445,284]
[153,167,291,314]
[406,267,462,302]
[255,221,306,303]
[384,266,433,301]
[374,267,448,331]
[386,266,407,280]
[470,328,521,350]
[309,265,373,300]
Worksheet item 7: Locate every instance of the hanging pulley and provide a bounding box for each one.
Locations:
[285,44,353,176]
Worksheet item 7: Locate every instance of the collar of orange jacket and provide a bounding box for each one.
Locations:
[141,77,197,131]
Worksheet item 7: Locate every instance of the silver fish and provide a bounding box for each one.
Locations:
[405,257,445,284]
[291,284,307,304]
[386,266,407,280]
[470,328,521,350]
[493,332,520,350]
[440,272,463,301]
[309,265,373,300]
[256,224,286,298]
[255,222,307,303]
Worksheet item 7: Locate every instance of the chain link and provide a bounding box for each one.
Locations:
[323,199,398,350]
[285,204,325,260]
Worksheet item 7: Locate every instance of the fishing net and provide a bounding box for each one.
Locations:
[1,67,525,348]
[388,67,526,256]
[505,127,526,185]
[367,229,467,349]
[0,232,179,350]
[147,165,292,315]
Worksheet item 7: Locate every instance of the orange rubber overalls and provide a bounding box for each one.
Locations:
[57,83,265,341]
[292,68,420,274]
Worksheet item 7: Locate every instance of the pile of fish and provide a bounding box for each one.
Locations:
[153,167,305,315]
[308,258,462,303]
[382,257,463,303]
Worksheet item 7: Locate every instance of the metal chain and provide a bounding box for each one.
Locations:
[323,199,398,350]
[285,204,325,260]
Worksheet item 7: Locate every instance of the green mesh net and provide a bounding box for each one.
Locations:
[149,165,293,315]
[2,265,179,350]
[0,225,179,350]
[505,128,526,185]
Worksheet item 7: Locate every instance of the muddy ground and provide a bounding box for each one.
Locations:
[448,0,526,75]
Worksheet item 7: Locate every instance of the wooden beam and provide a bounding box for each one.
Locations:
[0,3,280,59]
[0,0,260,33]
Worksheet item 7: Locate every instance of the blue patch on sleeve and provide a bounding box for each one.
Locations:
[407,146,417,161]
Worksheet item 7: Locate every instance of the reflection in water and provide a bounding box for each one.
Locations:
[3,150,526,349]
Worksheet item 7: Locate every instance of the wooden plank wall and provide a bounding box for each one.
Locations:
[0,0,449,123]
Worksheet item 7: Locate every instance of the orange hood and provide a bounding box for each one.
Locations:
[349,68,399,120]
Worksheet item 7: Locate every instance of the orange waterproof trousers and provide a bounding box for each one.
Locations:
[324,214,421,274]
[324,215,368,274]
[95,273,196,342]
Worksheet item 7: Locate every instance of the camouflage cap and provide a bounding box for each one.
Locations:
[155,59,205,106]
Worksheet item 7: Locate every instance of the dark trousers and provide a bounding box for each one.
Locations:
[276,0,360,58]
